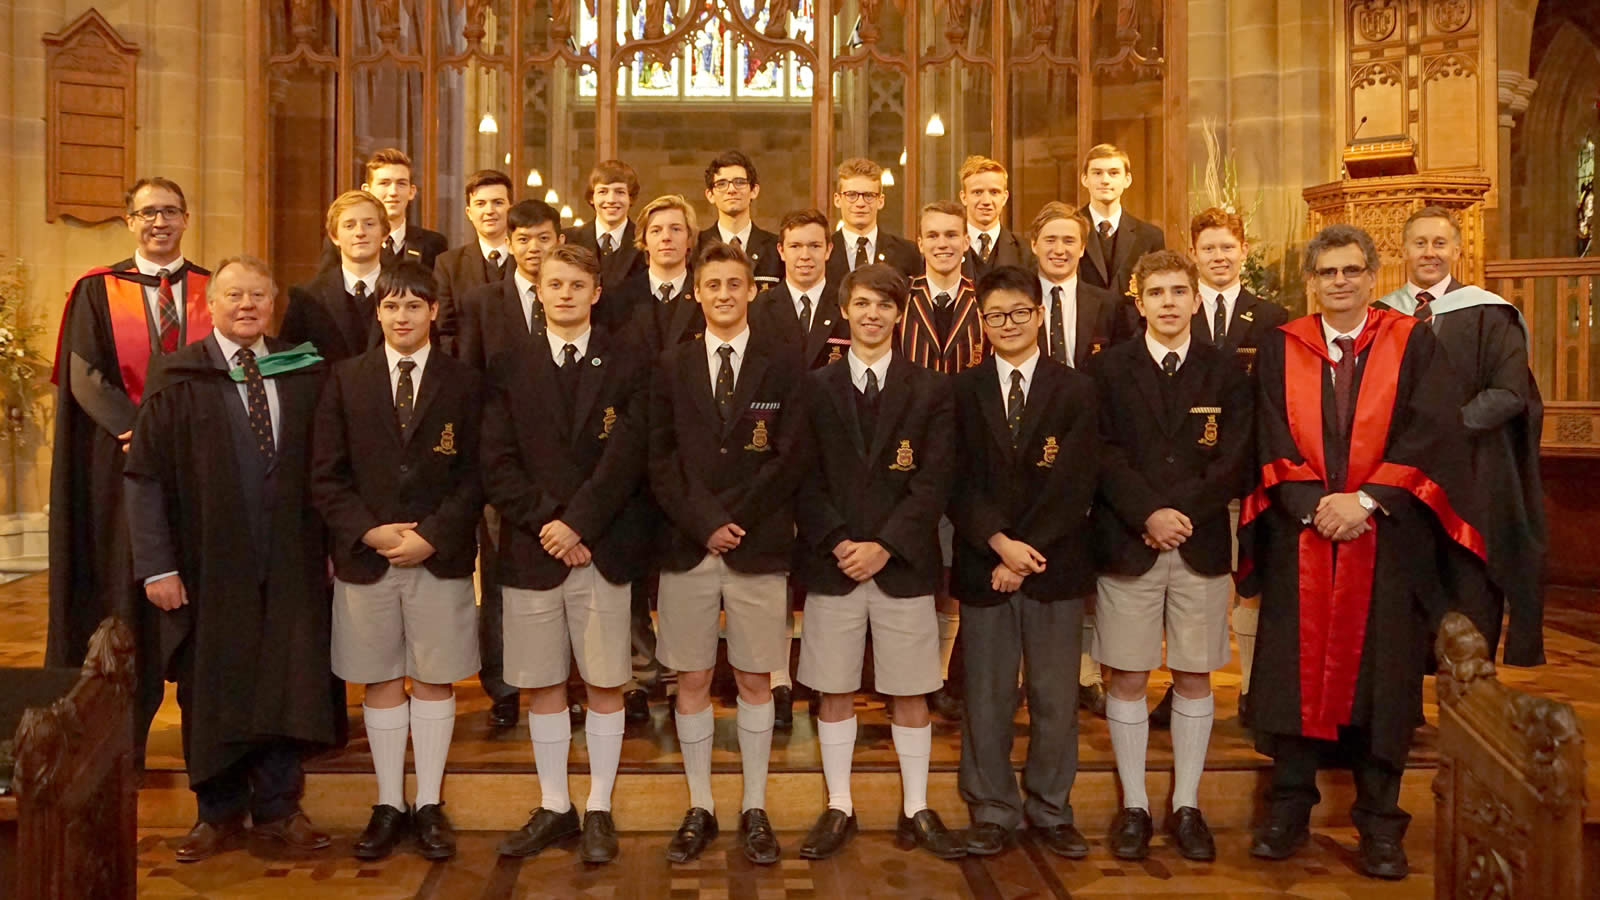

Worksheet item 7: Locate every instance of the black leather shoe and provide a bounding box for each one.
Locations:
[413,803,456,860]
[1165,806,1215,861]
[1237,691,1253,727]
[1149,685,1175,729]
[488,694,520,729]
[580,810,619,863]
[927,687,965,721]
[799,808,857,859]
[739,808,781,864]
[1108,807,1153,860]
[965,821,1012,856]
[174,817,246,863]
[1032,823,1089,859]
[498,806,580,857]
[353,804,410,860]
[896,809,965,859]
[623,689,650,723]
[773,685,794,729]
[1078,682,1107,717]
[1358,834,1409,880]
[1249,820,1310,860]
[666,807,718,863]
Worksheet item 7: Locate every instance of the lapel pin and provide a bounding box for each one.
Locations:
[591,357,602,366]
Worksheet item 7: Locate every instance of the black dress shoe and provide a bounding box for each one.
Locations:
[1032,823,1089,859]
[1237,691,1253,727]
[353,804,410,860]
[498,806,581,857]
[623,689,650,723]
[739,808,781,864]
[666,807,718,863]
[1108,807,1153,860]
[580,810,619,863]
[174,817,246,863]
[1249,820,1310,860]
[1165,806,1215,861]
[773,685,794,729]
[1078,682,1107,717]
[896,809,965,859]
[799,808,857,859]
[1358,834,1409,880]
[965,821,1012,856]
[488,694,520,729]
[927,687,965,722]
[413,803,456,860]
[1148,685,1175,729]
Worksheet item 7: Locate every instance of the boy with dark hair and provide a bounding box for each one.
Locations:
[753,208,846,369]
[1076,144,1166,341]
[433,168,515,355]
[455,199,564,371]
[699,149,782,283]
[311,262,484,861]
[950,265,1099,860]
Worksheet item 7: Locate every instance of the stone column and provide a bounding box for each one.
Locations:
[1495,70,1536,258]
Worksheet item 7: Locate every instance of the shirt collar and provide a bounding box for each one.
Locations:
[786,279,824,303]
[343,266,380,296]
[996,349,1041,388]
[840,223,879,249]
[386,222,407,249]
[719,222,753,247]
[135,252,185,277]
[650,269,688,299]
[213,328,268,364]
[1040,272,1079,299]
[599,221,628,247]
[924,272,964,300]
[385,341,431,374]
[1088,204,1123,233]
[968,223,1001,246]
[513,268,537,299]
[706,327,751,363]
[1407,275,1452,299]
[478,237,510,261]
[847,348,891,391]
[1145,331,1190,369]
[1321,312,1368,349]
[546,327,592,364]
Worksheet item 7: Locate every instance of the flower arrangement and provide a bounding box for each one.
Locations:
[1190,119,1306,314]
[0,259,50,436]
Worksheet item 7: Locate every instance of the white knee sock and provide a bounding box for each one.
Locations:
[818,716,857,815]
[676,706,716,813]
[1233,605,1259,693]
[936,611,959,680]
[736,697,775,812]
[1105,693,1150,811]
[891,723,932,817]
[1080,618,1102,685]
[584,708,626,812]
[1170,691,1214,811]
[364,702,410,811]
[529,710,573,814]
[409,695,456,808]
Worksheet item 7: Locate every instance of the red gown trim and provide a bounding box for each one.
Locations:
[51,267,211,406]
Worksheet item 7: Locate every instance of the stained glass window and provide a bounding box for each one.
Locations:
[1579,138,1594,256]
[576,0,814,99]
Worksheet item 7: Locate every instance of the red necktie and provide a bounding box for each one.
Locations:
[157,268,181,352]
[1414,290,1434,322]
[1332,336,1356,435]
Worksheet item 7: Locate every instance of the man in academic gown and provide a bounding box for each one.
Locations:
[1375,206,1545,667]
[564,160,647,291]
[48,177,212,768]
[125,256,342,862]
[1239,225,1486,881]
[1075,144,1165,343]
[959,155,1034,280]
[280,190,390,362]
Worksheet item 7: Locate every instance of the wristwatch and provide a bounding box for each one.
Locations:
[1356,490,1377,512]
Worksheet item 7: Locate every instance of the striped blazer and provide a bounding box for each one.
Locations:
[899,275,989,375]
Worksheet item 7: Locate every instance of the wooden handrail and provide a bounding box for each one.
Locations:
[1485,257,1600,277]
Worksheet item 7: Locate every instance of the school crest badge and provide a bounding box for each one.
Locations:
[1200,414,1219,447]
[889,439,916,471]
[1236,346,1257,376]
[828,345,842,363]
[434,423,458,455]
[600,406,617,439]
[1091,341,1104,355]
[1036,436,1059,468]
[745,419,771,452]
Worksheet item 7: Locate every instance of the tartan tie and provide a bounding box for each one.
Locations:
[156,268,180,352]
[715,344,736,422]
[395,358,416,431]
[236,348,275,462]
[854,236,869,270]
[1007,369,1025,444]
[1048,286,1069,364]
[1414,290,1434,322]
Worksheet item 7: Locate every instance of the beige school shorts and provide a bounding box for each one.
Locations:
[1092,549,1232,674]
[798,580,941,696]
[502,566,632,689]
[656,553,788,673]
[332,566,480,685]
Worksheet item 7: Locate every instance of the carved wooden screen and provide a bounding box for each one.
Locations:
[257,0,1185,282]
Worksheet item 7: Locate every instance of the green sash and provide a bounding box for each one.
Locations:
[227,343,324,382]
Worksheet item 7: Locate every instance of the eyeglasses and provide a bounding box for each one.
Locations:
[839,190,882,203]
[981,307,1040,327]
[129,206,185,223]
[1314,265,1371,281]
[712,178,752,192]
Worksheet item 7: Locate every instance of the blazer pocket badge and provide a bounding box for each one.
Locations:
[1036,436,1059,468]
[1189,407,1221,447]
[599,405,617,440]
[889,439,917,471]
[745,419,772,452]
[1235,346,1258,375]
[434,422,459,455]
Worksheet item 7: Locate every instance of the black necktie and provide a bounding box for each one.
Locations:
[395,357,416,431]
[1097,220,1113,243]
[1006,369,1025,444]
[978,232,992,261]
[557,342,580,398]
[864,367,880,405]
[1212,296,1226,344]
[1162,351,1179,376]
[798,293,812,331]
[1333,336,1356,434]
[600,233,615,256]
[1048,285,1069,364]
[487,250,504,280]
[854,236,869,269]
[715,344,735,422]
[352,279,369,302]
[236,348,275,462]
[1414,290,1434,322]
[932,291,954,339]
[730,235,743,250]
[386,235,399,257]
[1097,220,1115,262]
[527,287,544,333]
[658,282,675,304]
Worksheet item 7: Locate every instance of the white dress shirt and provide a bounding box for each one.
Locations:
[787,279,825,328]
[839,224,880,269]
[1405,275,1454,301]
[996,350,1041,415]
[385,222,408,255]
[1039,274,1080,365]
[385,341,431,402]
[598,222,628,253]
[546,327,593,366]
[705,327,751,389]
[478,237,510,264]
[718,222,754,248]
[848,348,891,393]
[1200,281,1242,334]
[968,223,1001,256]
[1322,313,1369,385]
[514,269,540,331]
[1145,331,1191,370]
[212,328,281,445]
[650,270,689,301]
[1088,203,1124,236]
[134,252,186,330]
[343,266,380,298]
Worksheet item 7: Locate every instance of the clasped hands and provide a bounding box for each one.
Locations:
[832,539,890,583]
[988,534,1047,593]
[1312,492,1372,542]
[362,521,438,568]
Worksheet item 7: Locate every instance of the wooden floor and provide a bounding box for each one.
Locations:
[6,574,1598,897]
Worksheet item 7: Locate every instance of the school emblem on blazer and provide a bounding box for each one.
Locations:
[1190,407,1221,447]
[745,419,771,452]
[600,406,617,439]
[889,439,916,471]
[1091,341,1104,355]
[1236,346,1258,375]
[828,345,842,363]
[1037,436,1059,468]
[434,423,458,455]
